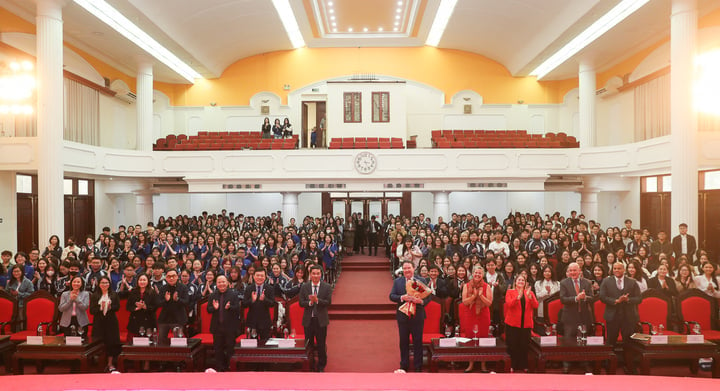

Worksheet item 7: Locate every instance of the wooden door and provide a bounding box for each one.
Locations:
[17,195,38,253]
[640,193,671,235]
[699,190,720,259]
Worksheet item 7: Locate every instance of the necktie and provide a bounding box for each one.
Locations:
[574,279,580,294]
[617,278,622,290]
[312,285,319,317]
[219,292,225,323]
[257,285,262,297]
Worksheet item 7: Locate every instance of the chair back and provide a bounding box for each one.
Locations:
[423,297,444,334]
[117,298,131,335]
[198,298,211,334]
[0,290,18,334]
[593,298,606,336]
[286,297,303,333]
[638,289,672,327]
[23,290,59,333]
[543,292,562,328]
[679,288,717,330]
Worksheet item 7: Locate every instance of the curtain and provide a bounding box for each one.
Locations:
[634,73,670,141]
[64,78,99,145]
[699,111,720,132]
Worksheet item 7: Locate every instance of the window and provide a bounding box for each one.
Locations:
[343,92,361,123]
[702,170,720,190]
[16,174,32,194]
[63,179,74,195]
[78,180,89,195]
[372,92,390,122]
[643,177,658,193]
[661,175,672,192]
[642,174,672,193]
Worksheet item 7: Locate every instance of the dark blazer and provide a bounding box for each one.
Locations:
[207,288,241,334]
[299,280,333,328]
[242,283,275,330]
[559,277,594,326]
[599,276,641,322]
[427,277,448,299]
[158,282,190,325]
[672,234,697,261]
[389,276,431,321]
[126,288,159,334]
[647,277,678,297]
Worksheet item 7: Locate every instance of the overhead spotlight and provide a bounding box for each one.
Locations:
[331,15,335,20]
[394,21,399,26]
[397,8,402,13]
[393,27,399,31]
[328,1,333,5]
[333,28,337,32]
[21,61,33,71]
[9,62,20,72]
[329,9,334,13]
[378,27,383,32]
[363,27,368,32]
[332,22,336,26]
[398,1,403,5]
[395,15,400,19]
[348,27,353,32]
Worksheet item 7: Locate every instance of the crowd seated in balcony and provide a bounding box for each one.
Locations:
[431,130,580,149]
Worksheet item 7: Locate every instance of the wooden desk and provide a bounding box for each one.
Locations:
[428,338,511,373]
[12,336,105,374]
[229,339,309,371]
[624,335,720,378]
[0,336,15,373]
[117,338,204,372]
[529,337,617,374]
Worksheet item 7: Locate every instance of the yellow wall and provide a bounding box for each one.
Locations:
[159,47,576,106]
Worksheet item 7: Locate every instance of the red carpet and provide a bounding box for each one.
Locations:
[1,372,718,391]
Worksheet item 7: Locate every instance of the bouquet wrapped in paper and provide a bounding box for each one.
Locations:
[399,279,432,318]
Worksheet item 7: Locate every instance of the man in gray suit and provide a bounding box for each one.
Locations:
[299,265,333,372]
[600,262,641,347]
[559,262,594,373]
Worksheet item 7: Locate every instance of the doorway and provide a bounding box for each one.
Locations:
[301,101,326,148]
[326,192,407,222]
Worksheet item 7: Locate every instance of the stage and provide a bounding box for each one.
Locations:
[2,372,717,391]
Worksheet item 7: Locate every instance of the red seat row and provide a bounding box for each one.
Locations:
[328,137,404,149]
[431,130,579,149]
[154,132,298,151]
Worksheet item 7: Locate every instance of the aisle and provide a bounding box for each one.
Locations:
[325,254,400,372]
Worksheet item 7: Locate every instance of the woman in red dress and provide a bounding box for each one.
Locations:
[461,265,493,372]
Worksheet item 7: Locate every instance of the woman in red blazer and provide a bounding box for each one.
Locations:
[504,274,538,372]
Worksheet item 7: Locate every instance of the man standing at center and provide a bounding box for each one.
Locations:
[299,265,333,372]
[390,260,430,372]
[559,262,594,373]
[600,262,641,348]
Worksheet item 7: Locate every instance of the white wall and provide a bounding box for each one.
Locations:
[153,193,285,218]
[0,172,18,252]
[411,192,434,218]
[298,192,322,219]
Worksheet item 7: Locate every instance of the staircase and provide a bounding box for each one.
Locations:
[329,255,396,320]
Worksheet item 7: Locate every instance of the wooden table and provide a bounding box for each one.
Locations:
[529,337,617,374]
[12,336,105,374]
[229,339,309,371]
[428,338,511,373]
[117,338,205,372]
[0,336,15,373]
[624,335,720,378]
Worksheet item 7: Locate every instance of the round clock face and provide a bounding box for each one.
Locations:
[354,152,377,174]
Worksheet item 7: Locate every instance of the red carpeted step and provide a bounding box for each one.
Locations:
[341,265,389,272]
[329,309,396,320]
[331,303,396,311]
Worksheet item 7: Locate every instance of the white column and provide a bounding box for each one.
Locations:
[432,191,449,224]
[0,172,18,252]
[282,192,299,227]
[135,191,154,227]
[670,0,698,237]
[578,60,596,147]
[36,0,66,244]
[580,188,599,223]
[136,60,154,151]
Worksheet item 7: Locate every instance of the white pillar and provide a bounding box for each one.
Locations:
[432,191,449,224]
[578,60,596,148]
[282,192,299,227]
[36,0,66,244]
[670,0,698,237]
[0,172,18,252]
[136,60,154,151]
[580,188,599,223]
[135,191,154,227]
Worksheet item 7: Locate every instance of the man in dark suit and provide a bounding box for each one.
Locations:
[672,223,697,263]
[299,265,333,372]
[559,262,594,373]
[158,268,190,345]
[389,260,431,372]
[367,215,383,256]
[599,262,641,347]
[207,275,240,371]
[243,269,275,341]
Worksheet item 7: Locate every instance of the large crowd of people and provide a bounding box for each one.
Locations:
[1,209,719,373]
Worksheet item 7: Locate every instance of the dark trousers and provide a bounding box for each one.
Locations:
[60,316,88,337]
[606,314,634,347]
[505,325,531,370]
[158,323,185,345]
[213,329,236,371]
[398,315,424,371]
[304,317,328,371]
[368,233,379,255]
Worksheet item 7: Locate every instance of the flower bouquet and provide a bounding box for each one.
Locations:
[399,279,432,318]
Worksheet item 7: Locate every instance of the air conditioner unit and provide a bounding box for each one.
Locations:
[109,79,136,104]
[595,76,623,99]
[545,175,583,188]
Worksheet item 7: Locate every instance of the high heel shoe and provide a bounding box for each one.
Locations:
[464,363,474,373]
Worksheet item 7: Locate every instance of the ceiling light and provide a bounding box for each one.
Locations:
[363,27,368,32]
[72,0,202,82]
[378,27,383,32]
[332,22,336,26]
[394,27,399,32]
[333,28,337,32]
[348,27,353,32]
[395,15,400,19]
[398,1,403,5]
[331,15,335,20]
[329,9,334,13]
[328,1,333,5]
[426,0,458,47]
[271,0,305,49]
[397,8,402,13]
[530,0,650,79]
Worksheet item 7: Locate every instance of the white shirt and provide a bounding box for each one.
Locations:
[681,235,688,254]
[485,272,498,285]
[615,277,624,291]
[534,279,560,317]
[488,241,510,257]
[693,275,720,298]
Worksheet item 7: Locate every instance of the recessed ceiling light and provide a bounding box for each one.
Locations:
[332,22,336,26]
[393,27,399,32]
[330,15,335,20]
[328,1,333,5]
[378,27,383,32]
[348,27,353,32]
[395,15,400,19]
[397,8,402,13]
[333,28,337,32]
[329,9,334,13]
[394,21,399,26]
[398,1,403,5]
[363,27,368,32]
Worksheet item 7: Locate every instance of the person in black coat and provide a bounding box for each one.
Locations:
[207,275,241,372]
[243,269,275,341]
[126,274,159,337]
[299,265,333,372]
[157,269,190,344]
[389,260,431,372]
[90,276,121,372]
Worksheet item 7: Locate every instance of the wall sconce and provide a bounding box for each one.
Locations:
[0,60,35,115]
[209,102,217,107]
[283,84,291,91]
